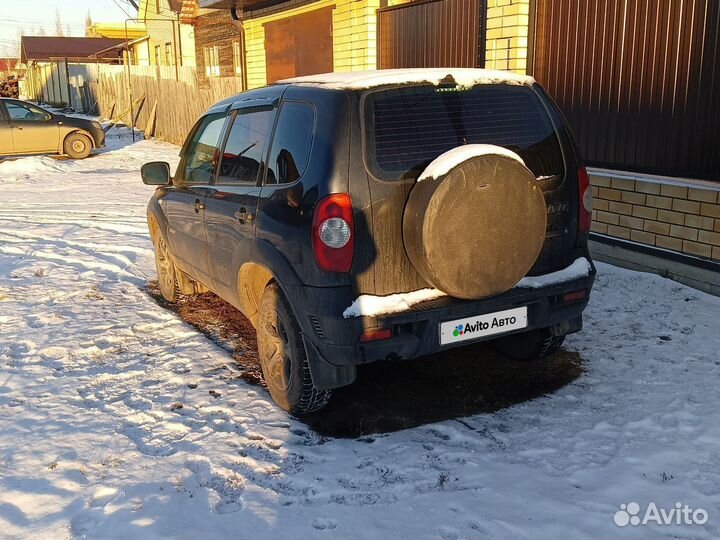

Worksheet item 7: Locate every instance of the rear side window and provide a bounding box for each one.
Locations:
[180,112,226,184]
[366,85,563,180]
[217,107,275,184]
[266,102,315,185]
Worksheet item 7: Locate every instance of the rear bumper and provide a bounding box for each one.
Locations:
[287,263,596,371]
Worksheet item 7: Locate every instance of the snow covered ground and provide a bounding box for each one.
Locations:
[1,127,719,540]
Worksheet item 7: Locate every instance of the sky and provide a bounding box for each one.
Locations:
[0,0,135,56]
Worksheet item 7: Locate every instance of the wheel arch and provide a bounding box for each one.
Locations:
[62,129,96,151]
[147,198,169,244]
[235,239,303,327]
[236,240,357,391]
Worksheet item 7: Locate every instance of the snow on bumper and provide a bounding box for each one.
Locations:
[342,257,593,318]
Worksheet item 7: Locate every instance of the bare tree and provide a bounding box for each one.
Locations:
[85,11,94,36]
[55,8,65,36]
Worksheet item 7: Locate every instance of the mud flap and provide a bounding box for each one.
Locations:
[550,315,583,337]
[302,336,356,391]
[175,270,209,295]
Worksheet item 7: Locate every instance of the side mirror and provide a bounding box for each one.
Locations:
[141,161,172,186]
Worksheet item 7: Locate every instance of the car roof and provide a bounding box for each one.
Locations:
[274,68,536,90]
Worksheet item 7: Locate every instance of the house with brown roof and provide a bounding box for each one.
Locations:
[20,36,125,65]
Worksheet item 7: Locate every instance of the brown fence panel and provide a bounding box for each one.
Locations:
[532,0,720,181]
[378,0,486,69]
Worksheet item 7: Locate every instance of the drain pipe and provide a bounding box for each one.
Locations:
[231,6,248,92]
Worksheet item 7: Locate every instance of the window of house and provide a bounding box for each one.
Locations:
[266,102,315,185]
[154,45,162,66]
[6,102,51,122]
[232,41,242,76]
[203,46,220,77]
[217,107,275,184]
[179,113,227,184]
[165,42,173,66]
[155,0,161,14]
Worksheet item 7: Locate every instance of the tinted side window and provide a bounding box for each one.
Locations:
[6,102,52,122]
[180,113,227,184]
[266,102,315,185]
[217,108,275,184]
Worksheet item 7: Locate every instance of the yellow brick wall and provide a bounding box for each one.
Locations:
[244,0,380,89]
[485,0,529,74]
[333,0,381,72]
[590,174,720,261]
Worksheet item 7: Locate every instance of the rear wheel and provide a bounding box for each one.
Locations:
[64,133,93,159]
[154,234,180,303]
[494,328,565,361]
[257,283,331,415]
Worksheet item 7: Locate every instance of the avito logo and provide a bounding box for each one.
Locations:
[452,316,518,338]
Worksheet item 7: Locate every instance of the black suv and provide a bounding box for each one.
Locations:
[142,69,596,415]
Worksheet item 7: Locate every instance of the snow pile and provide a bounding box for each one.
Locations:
[417,144,525,182]
[515,257,593,288]
[279,68,535,90]
[1,155,67,177]
[343,257,593,317]
[343,288,446,318]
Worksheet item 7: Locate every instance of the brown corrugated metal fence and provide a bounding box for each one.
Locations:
[532,0,720,181]
[378,0,486,69]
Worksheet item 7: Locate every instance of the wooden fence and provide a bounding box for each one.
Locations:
[26,61,98,112]
[94,65,244,146]
[25,62,245,146]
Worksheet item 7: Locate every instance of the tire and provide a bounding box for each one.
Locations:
[153,234,180,303]
[257,283,331,415]
[64,133,93,159]
[494,328,565,361]
[403,148,547,300]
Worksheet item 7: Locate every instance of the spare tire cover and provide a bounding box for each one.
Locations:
[403,148,547,300]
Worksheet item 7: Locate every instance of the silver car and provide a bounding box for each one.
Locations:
[0,98,105,159]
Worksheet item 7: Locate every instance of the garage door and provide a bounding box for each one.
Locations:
[264,6,334,84]
[532,0,720,181]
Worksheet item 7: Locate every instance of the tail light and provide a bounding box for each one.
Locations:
[360,328,392,343]
[578,166,593,234]
[312,193,354,272]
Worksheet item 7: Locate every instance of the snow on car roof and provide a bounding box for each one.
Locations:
[276,68,536,90]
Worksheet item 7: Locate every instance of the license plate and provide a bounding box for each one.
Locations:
[439,306,528,345]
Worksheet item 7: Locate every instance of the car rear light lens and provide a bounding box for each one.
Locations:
[562,290,587,303]
[578,166,593,234]
[312,193,354,272]
[319,217,351,248]
[360,328,392,343]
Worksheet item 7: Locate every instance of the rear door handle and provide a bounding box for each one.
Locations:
[194,199,205,213]
[234,208,254,222]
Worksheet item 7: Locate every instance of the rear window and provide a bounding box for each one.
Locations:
[365,85,564,180]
